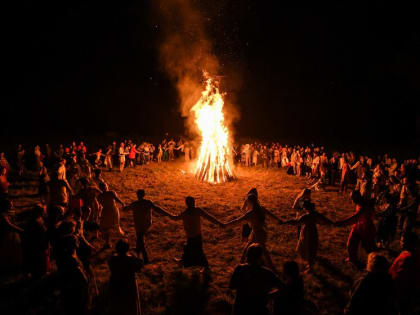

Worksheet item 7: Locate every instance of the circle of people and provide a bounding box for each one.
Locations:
[0,140,419,315]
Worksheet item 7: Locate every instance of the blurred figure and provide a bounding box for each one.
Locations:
[23,205,50,279]
[108,239,143,315]
[98,182,124,248]
[375,193,398,249]
[0,198,24,273]
[119,142,127,172]
[0,166,10,197]
[273,261,304,315]
[292,188,312,238]
[16,144,25,176]
[171,196,224,272]
[283,201,334,273]
[104,145,113,171]
[34,145,43,171]
[46,170,73,207]
[123,189,174,264]
[335,190,376,268]
[345,253,396,315]
[389,232,420,315]
[225,188,283,273]
[230,243,283,315]
[38,161,50,204]
[55,220,89,315]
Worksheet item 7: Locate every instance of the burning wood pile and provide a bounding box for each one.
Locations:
[191,74,234,183]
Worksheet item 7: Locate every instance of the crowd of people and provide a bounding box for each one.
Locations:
[0,139,419,315]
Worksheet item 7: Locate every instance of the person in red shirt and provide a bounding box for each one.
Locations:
[389,232,420,315]
[335,190,377,268]
[77,142,87,154]
[128,144,140,168]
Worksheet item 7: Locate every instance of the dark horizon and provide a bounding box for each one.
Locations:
[4,1,419,151]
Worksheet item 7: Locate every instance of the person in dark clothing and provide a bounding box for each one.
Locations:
[329,154,339,186]
[123,189,175,264]
[108,238,143,315]
[389,232,420,315]
[230,243,283,315]
[55,221,89,315]
[397,179,419,235]
[345,252,396,315]
[375,193,398,248]
[273,261,304,315]
[23,205,50,279]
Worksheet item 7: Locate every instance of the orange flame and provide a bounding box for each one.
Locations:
[191,73,233,183]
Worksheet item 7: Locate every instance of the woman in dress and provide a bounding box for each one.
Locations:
[282,201,334,273]
[225,188,283,273]
[98,182,124,248]
[157,144,163,163]
[292,188,312,238]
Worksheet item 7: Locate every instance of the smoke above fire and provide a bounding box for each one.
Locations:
[153,0,236,137]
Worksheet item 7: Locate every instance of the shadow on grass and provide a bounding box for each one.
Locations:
[317,256,354,286]
[312,270,349,310]
[164,269,211,315]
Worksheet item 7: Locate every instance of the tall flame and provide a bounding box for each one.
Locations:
[191,74,233,183]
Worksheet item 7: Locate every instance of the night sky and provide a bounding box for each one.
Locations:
[5,1,419,152]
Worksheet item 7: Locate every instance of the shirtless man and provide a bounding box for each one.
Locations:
[90,149,105,168]
[123,189,174,264]
[46,170,74,207]
[56,158,67,181]
[170,196,225,272]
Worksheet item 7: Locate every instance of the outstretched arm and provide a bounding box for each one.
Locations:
[152,202,175,218]
[64,179,74,196]
[113,192,125,206]
[335,211,361,227]
[225,212,249,227]
[283,214,308,226]
[398,197,419,213]
[283,219,300,226]
[199,208,225,227]
[263,207,283,224]
[315,212,334,226]
[3,216,24,233]
[350,161,359,171]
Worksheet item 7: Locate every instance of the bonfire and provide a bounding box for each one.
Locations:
[191,73,234,183]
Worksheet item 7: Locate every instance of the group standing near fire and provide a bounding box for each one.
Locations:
[0,138,419,314]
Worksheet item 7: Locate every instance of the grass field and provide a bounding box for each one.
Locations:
[5,161,411,314]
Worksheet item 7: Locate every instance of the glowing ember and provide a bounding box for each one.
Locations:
[191,73,234,183]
